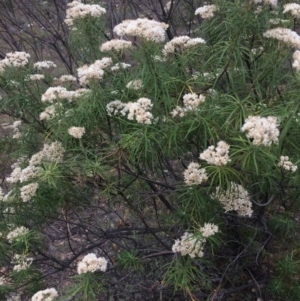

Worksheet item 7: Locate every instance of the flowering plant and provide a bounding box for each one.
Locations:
[0,0,299,300]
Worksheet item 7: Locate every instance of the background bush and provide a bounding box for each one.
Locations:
[0,0,300,300]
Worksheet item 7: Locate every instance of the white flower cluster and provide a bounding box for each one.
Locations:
[199,141,231,166]
[241,115,280,146]
[170,106,185,117]
[41,86,89,103]
[68,126,85,139]
[31,288,58,301]
[292,50,300,70]
[251,0,277,7]
[195,5,218,19]
[172,224,218,258]
[6,165,42,184]
[263,27,300,48]
[106,100,126,116]
[172,232,205,258]
[111,62,131,71]
[114,18,169,43]
[100,39,132,52]
[77,253,108,274]
[7,226,29,243]
[152,55,166,62]
[170,93,206,117]
[107,98,153,124]
[0,52,30,73]
[20,183,38,202]
[0,187,4,202]
[255,6,263,16]
[40,103,62,120]
[19,166,42,183]
[6,167,22,184]
[65,1,106,27]
[29,141,65,166]
[268,18,290,25]
[183,93,206,110]
[6,142,64,187]
[251,46,264,55]
[162,36,206,55]
[278,156,297,172]
[77,58,112,85]
[12,120,22,139]
[183,162,208,186]
[13,254,33,272]
[200,223,219,238]
[264,0,278,7]
[41,86,74,102]
[54,75,77,83]
[42,141,65,163]
[34,61,57,70]
[283,3,300,18]
[212,182,253,216]
[126,98,153,124]
[126,79,143,90]
[27,74,45,81]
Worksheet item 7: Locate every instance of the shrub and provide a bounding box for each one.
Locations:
[0,0,300,300]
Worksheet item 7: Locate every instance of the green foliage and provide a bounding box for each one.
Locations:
[0,0,300,300]
[163,256,207,293]
[117,250,142,271]
[268,213,297,238]
[268,254,300,301]
[62,273,104,301]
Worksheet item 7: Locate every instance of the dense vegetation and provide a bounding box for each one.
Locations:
[0,0,300,300]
